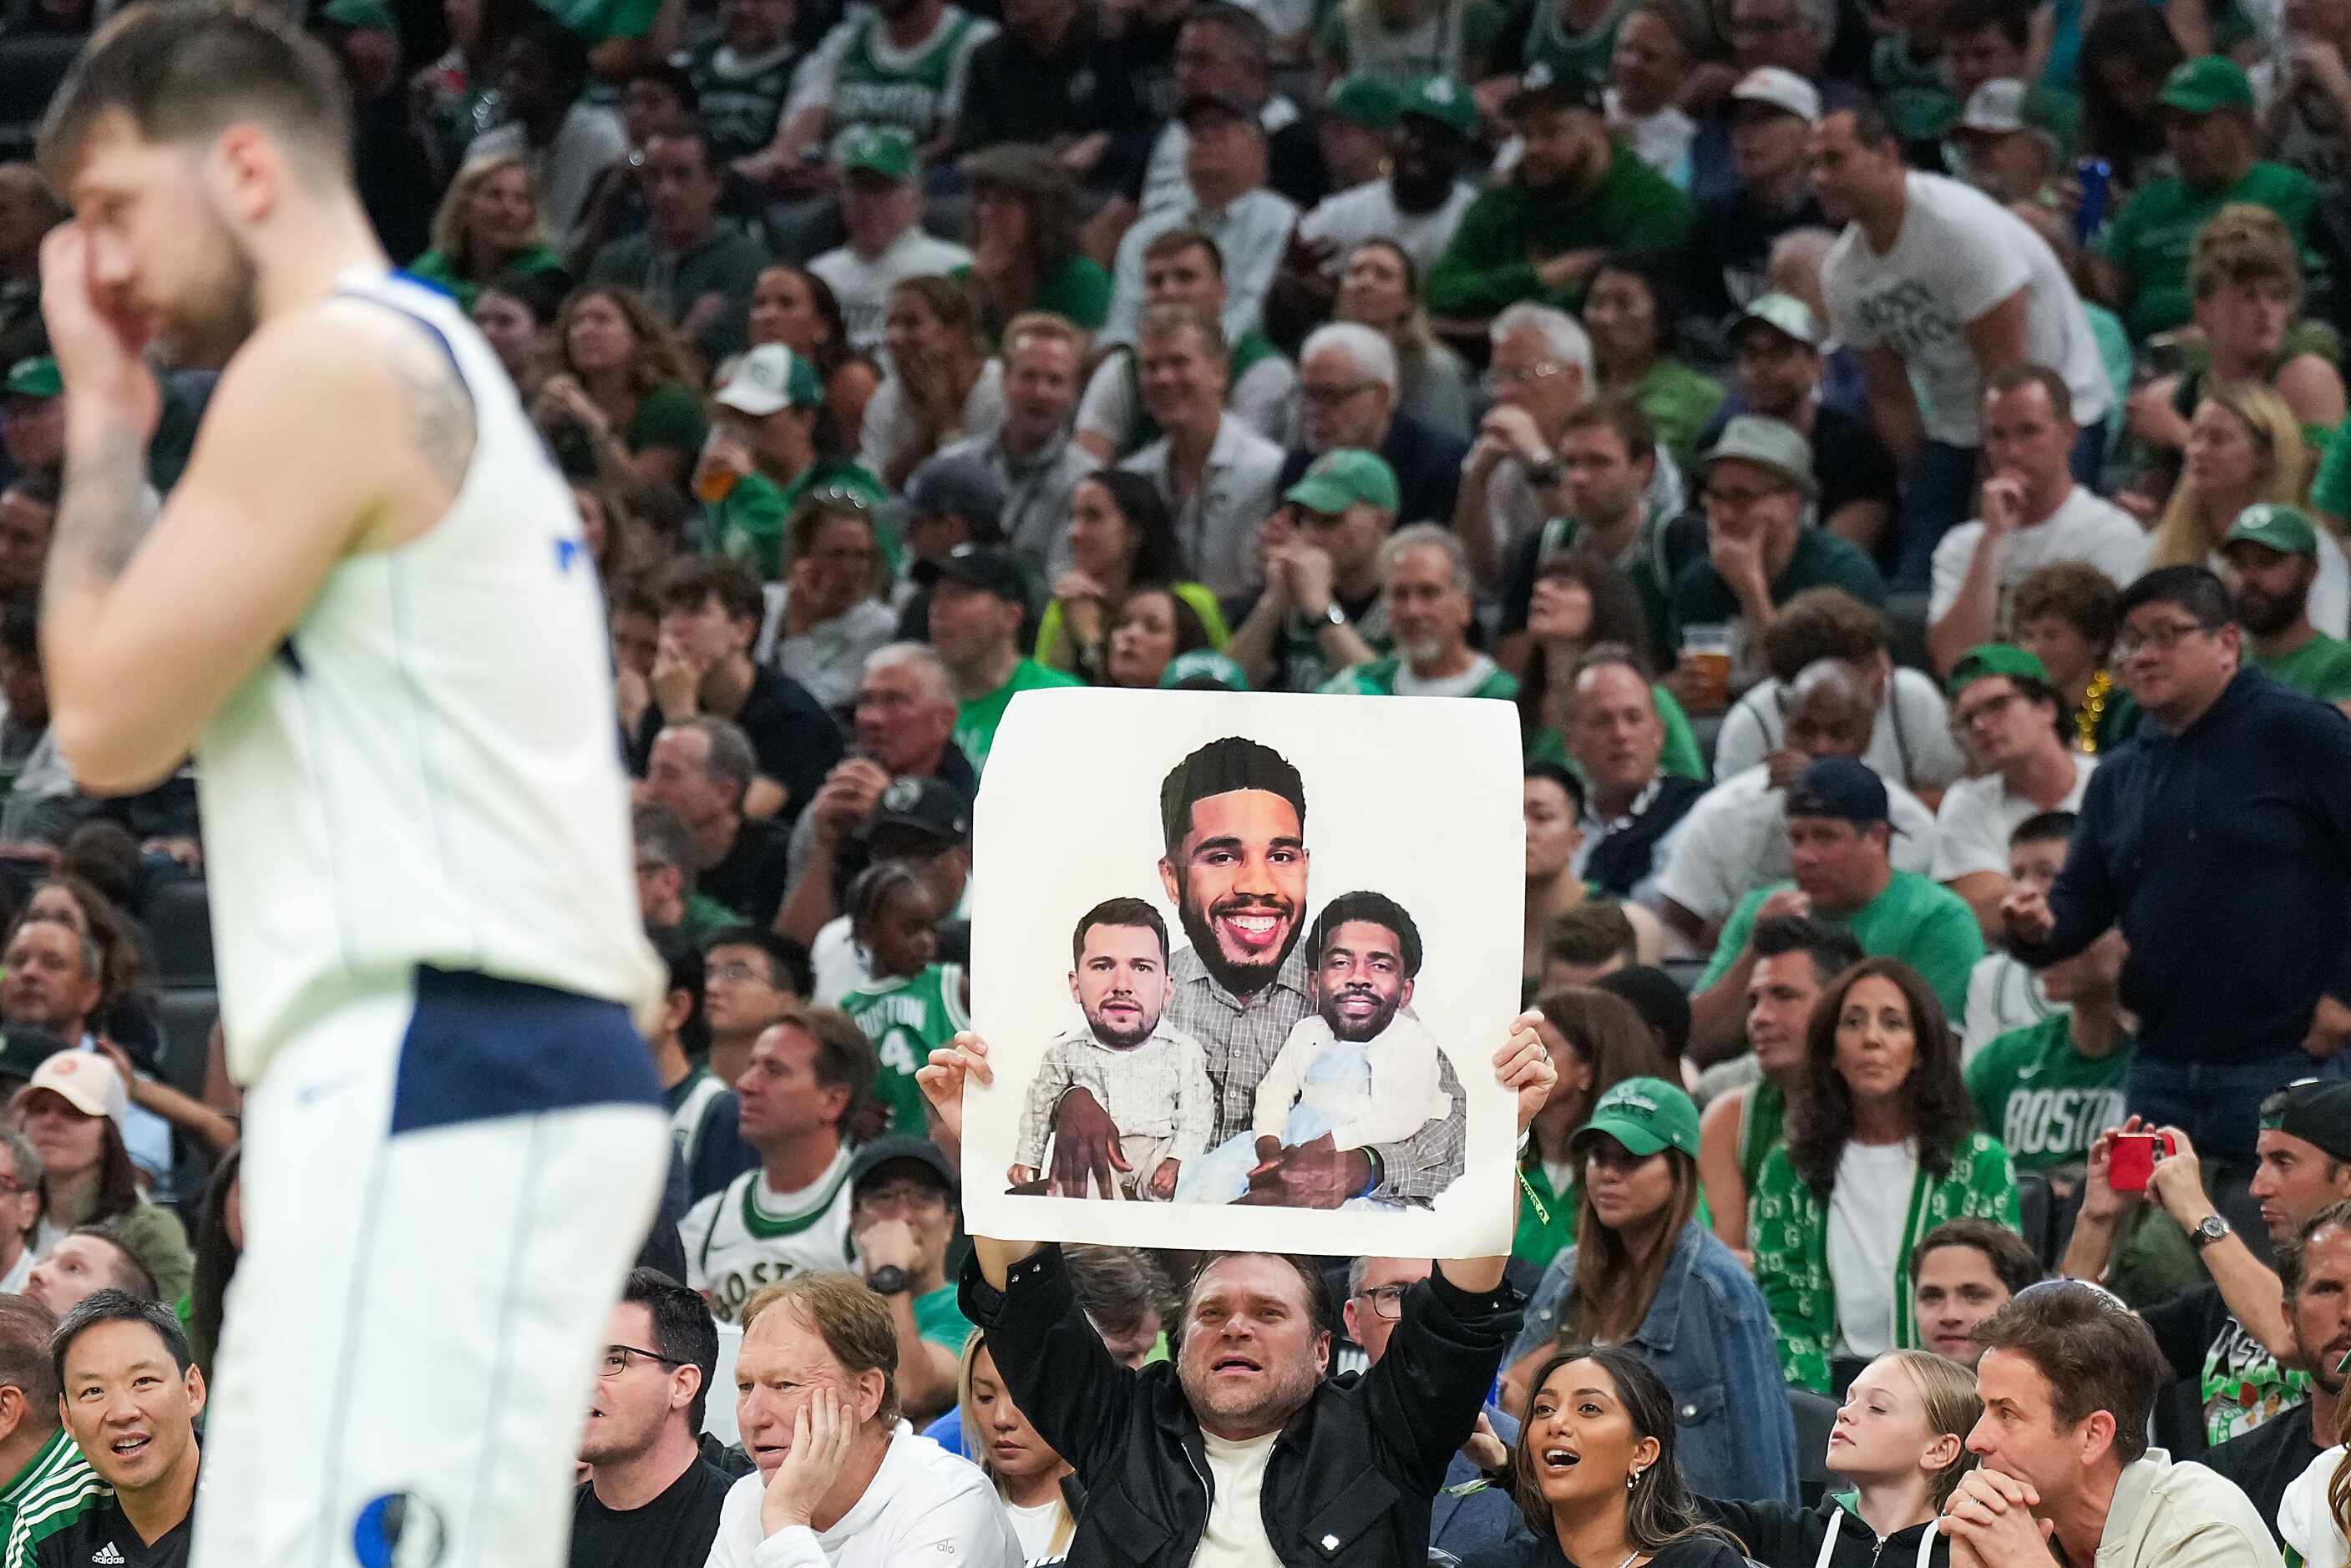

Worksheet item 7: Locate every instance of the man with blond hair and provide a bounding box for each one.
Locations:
[707,1272,1020,1567]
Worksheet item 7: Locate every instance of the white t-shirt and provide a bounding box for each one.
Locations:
[707,1423,1024,1568]
[1607,89,1695,187]
[1931,755,2095,883]
[859,358,1006,479]
[1005,1499,1068,1565]
[1654,763,1941,927]
[1823,174,2110,447]
[809,228,976,357]
[1715,668,1968,792]
[1195,1429,1281,1568]
[1928,487,2152,628]
[1826,1139,1920,1359]
[813,914,874,1005]
[1296,179,1478,280]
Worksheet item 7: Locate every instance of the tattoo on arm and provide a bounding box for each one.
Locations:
[45,422,160,604]
[385,329,479,493]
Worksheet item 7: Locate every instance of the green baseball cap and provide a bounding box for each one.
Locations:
[1284,448,1399,516]
[2159,55,2253,115]
[1159,650,1249,691]
[4,357,58,399]
[834,124,915,183]
[2223,502,2320,559]
[1570,1076,1700,1160]
[1399,74,1478,139]
[1326,74,1404,129]
[321,0,399,33]
[1947,642,2051,699]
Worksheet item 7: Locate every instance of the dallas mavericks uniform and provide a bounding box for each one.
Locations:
[682,1145,859,1324]
[187,271,671,1568]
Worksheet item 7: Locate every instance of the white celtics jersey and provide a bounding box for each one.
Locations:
[195,270,661,1080]
[683,1144,859,1323]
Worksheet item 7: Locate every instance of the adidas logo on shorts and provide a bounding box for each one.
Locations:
[90,1545,124,1565]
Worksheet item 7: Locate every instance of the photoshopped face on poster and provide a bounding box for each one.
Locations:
[962,688,1523,1257]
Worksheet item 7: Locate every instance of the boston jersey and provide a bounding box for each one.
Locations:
[194,270,661,1080]
[682,1144,859,1323]
[841,963,967,1136]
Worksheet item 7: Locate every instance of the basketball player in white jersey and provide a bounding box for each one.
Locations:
[33,8,670,1567]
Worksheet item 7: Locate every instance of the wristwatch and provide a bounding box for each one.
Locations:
[867,1265,911,1296]
[2191,1215,2232,1251]
[1524,453,1565,489]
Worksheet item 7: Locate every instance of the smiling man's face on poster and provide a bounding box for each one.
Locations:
[1159,787,1310,993]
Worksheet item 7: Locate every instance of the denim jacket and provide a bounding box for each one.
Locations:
[1509,1221,1798,1505]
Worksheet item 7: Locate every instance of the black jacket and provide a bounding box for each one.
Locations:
[2013,667,2351,1062]
[1697,1495,1950,1568]
[961,1246,1523,1568]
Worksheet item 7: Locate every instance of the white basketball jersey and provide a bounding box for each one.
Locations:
[682,1149,861,1324]
[195,270,662,1081]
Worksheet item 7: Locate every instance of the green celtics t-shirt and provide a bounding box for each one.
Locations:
[2315,419,2351,521]
[841,963,970,1136]
[2256,632,2351,704]
[2100,162,2321,337]
[1700,871,1983,1022]
[1668,526,1887,644]
[1963,1014,2132,1174]
[954,658,1081,776]
[915,1282,976,1351]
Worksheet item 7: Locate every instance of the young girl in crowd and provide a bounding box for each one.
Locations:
[1699,1349,1979,1566]
[960,1331,1076,1565]
[1470,1345,1749,1568]
[1751,959,2021,1394]
[1504,1078,1796,1504]
[839,862,968,1140]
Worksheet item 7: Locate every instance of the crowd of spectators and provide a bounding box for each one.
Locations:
[6,0,2351,1556]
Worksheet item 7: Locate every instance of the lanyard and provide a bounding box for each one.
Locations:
[1813,1509,1938,1568]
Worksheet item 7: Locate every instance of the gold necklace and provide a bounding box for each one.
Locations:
[2075,669,2114,754]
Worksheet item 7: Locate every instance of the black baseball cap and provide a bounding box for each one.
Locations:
[905,453,1008,539]
[2262,1080,2351,1161]
[1786,756,1893,827]
[933,543,1029,609]
[849,1135,959,1200]
[0,1026,68,1090]
[862,775,972,847]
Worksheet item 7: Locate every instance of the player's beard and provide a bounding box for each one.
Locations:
[1086,995,1157,1048]
[1175,869,1301,997]
[1320,988,1401,1043]
[155,205,263,370]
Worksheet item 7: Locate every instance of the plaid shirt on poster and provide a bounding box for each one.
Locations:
[1167,943,1469,1205]
[1011,1021,1218,1173]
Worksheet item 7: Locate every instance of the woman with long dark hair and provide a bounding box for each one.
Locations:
[959,1329,1077,1564]
[1467,1344,1748,1568]
[957,144,1112,344]
[1513,556,1706,781]
[2078,8,2182,194]
[747,264,882,449]
[15,1055,194,1304]
[1035,472,1229,679]
[1583,255,1723,472]
[1751,959,2021,1394]
[1516,986,1675,1269]
[533,286,708,494]
[1502,1079,1798,1505]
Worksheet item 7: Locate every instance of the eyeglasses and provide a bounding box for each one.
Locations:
[600,1344,684,1378]
[707,961,775,986]
[2114,619,2214,660]
[1354,1283,1409,1320]
[1480,361,1569,396]
[1950,690,2021,732]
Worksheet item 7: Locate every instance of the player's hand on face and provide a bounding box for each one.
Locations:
[915,1034,994,1142]
[1495,1011,1557,1136]
[38,225,160,442]
[761,1389,859,1535]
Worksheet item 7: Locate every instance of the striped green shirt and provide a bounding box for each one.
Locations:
[0,1429,109,1568]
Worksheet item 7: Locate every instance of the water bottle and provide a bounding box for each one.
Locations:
[2075,157,2112,245]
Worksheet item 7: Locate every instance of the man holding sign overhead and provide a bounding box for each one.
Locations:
[916,1017,1552,1568]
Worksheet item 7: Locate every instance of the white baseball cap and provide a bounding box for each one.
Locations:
[1730,67,1822,125]
[13,1050,126,1122]
[1958,78,2029,134]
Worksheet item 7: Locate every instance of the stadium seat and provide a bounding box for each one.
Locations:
[0,33,83,154]
[1787,1386,1838,1508]
[153,984,215,1100]
[2015,1171,2053,1270]
[142,878,214,989]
